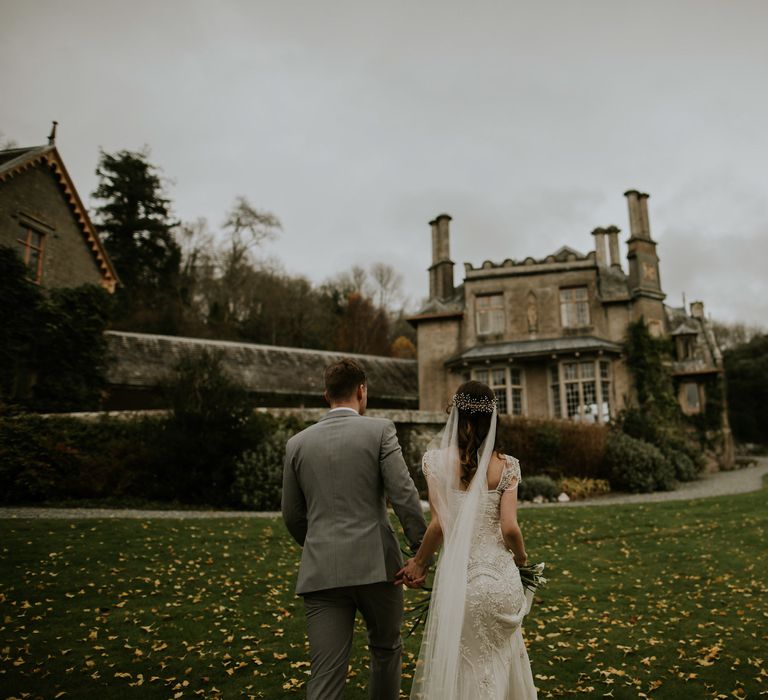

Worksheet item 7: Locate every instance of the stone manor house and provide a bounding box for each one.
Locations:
[408,191,727,428]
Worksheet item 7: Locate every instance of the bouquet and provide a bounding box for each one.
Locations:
[518,561,547,615]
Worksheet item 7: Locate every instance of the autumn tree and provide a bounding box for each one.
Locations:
[335,292,391,355]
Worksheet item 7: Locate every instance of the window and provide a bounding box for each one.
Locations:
[17,228,45,283]
[560,287,590,328]
[491,368,508,414]
[549,366,561,418]
[472,366,524,416]
[676,336,695,360]
[475,294,505,336]
[599,360,611,422]
[683,382,701,413]
[550,359,611,423]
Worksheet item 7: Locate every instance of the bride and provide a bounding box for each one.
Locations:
[397,380,538,699]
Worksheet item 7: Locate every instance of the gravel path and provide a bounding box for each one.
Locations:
[1,459,765,520]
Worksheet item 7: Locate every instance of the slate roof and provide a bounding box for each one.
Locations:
[445,335,623,366]
[105,331,418,407]
[408,284,465,322]
[0,145,49,172]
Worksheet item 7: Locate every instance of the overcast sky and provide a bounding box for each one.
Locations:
[2,0,766,325]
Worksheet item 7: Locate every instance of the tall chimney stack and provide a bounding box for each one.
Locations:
[638,192,652,238]
[591,227,607,267]
[624,190,644,239]
[428,213,455,300]
[606,225,621,270]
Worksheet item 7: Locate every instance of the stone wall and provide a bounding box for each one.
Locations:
[416,318,464,412]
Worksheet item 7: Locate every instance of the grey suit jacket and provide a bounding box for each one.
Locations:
[282,410,427,595]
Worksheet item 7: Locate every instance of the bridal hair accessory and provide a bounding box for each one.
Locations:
[451,392,497,413]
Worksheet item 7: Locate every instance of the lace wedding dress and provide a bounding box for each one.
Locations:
[415,450,538,700]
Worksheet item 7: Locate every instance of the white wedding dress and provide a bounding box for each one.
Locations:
[414,450,538,700]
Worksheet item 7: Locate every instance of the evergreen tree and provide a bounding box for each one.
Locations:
[91,148,181,331]
[724,334,768,444]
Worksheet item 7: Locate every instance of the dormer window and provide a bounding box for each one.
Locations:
[560,286,590,328]
[475,293,505,336]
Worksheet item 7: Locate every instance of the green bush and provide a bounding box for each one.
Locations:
[604,431,676,493]
[518,475,560,502]
[663,448,699,482]
[230,418,299,510]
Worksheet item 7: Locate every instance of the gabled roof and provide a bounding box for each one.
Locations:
[551,245,586,261]
[0,144,119,291]
[670,320,700,336]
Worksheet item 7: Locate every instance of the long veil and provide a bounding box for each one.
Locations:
[410,404,498,699]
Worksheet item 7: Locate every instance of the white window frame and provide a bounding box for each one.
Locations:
[559,286,591,328]
[475,293,505,336]
[472,366,525,416]
[549,359,611,423]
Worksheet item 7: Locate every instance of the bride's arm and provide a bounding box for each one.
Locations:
[500,486,527,566]
[414,501,443,567]
[395,493,442,586]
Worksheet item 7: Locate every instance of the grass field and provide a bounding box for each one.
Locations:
[1,479,766,699]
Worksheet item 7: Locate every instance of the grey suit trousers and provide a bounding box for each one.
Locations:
[304,582,403,700]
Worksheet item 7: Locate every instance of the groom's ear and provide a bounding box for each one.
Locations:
[323,390,331,406]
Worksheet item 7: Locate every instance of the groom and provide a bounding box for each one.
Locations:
[282,358,427,700]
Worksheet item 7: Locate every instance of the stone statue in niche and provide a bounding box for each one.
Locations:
[526,291,538,333]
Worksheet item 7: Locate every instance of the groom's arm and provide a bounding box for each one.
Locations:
[379,421,427,554]
[281,440,308,546]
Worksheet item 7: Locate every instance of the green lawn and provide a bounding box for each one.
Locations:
[1,480,766,699]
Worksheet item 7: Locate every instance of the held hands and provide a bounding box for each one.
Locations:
[394,558,429,588]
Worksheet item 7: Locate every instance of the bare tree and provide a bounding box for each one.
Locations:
[370,262,404,310]
[222,196,282,268]
[711,319,765,350]
[325,265,371,299]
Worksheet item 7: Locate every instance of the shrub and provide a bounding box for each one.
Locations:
[159,349,257,505]
[518,475,560,502]
[230,415,305,510]
[663,448,699,482]
[603,431,676,493]
[0,413,165,503]
[496,417,607,480]
[558,477,611,500]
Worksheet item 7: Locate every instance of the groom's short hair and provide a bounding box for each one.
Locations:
[324,358,367,401]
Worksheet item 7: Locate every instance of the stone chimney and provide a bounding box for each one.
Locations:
[624,190,648,240]
[690,300,705,319]
[638,192,652,238]
[428,213,455,300]
[591,227,607,267]
[606,225,622,270]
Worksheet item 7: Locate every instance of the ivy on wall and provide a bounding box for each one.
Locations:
[0,245,112,412]
[623,318,681,431]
